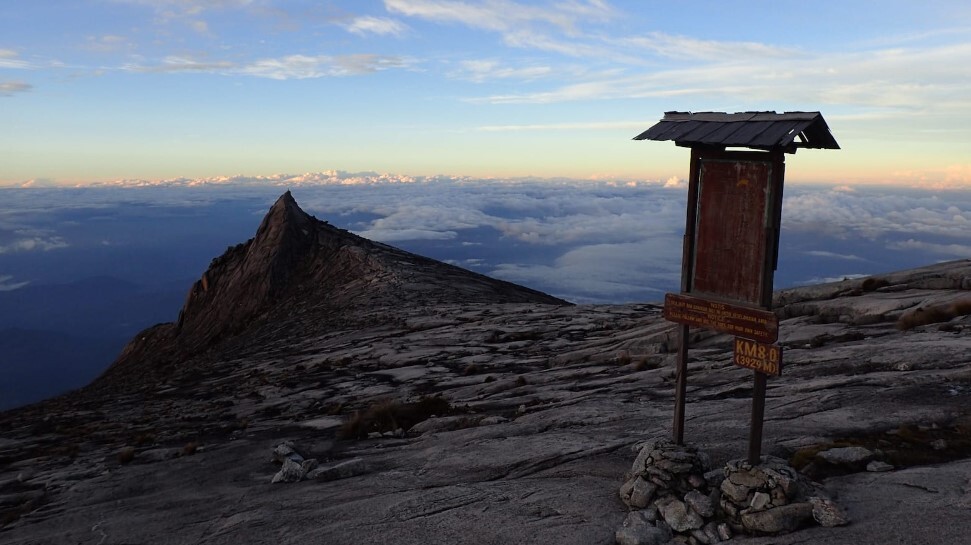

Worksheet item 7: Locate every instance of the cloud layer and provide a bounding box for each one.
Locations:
[5,175,962,302]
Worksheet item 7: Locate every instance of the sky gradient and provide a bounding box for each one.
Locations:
[2,1,971,186]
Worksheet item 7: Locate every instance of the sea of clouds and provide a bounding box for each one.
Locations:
[3,172,971,304]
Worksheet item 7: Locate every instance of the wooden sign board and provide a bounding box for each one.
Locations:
[691,157,776,305]
[663,292,779,343]
[733,337,783,376]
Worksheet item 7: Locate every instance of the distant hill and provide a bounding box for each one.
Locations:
[0,276,188,409]
[0,328,126,411]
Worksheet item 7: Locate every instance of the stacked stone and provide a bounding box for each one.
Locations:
[719,456,813,534]
[617,439,731,545]
[720,456,848,533]
[617,442,849,545]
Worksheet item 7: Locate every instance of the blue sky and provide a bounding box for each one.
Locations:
[2,1,971,186]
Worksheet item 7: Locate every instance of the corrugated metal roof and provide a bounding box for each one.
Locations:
[634,111,839,151]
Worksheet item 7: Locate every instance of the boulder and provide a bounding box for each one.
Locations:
[740,502,814,534]
[619,474,638,504]
[271,441,304,464]
[615,524,671,545]
[657,497,704,532]
[306,457,367,482]
[720,478,750,504]
[615,510,670,545]
[810,496,850,527]
[817,446,874,465]
[270,458,305,484]
[684,490,714,518]
[629,477,658,509]
[728,469,768,489]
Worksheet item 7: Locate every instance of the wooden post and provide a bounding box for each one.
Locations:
[747,151,785,465]
[673,324,689,445]
[672,149,702,445]
[748,372,767,464]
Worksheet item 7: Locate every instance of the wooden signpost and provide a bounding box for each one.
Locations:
[635,111,839,464]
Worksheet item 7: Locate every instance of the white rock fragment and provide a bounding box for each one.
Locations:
[271,458,305,484]
[817,446,874,465]
[749,491,771,512]
[810,496,850,527]
[306,457,367,482]
[271,441,304,464]
[866,460,894,472]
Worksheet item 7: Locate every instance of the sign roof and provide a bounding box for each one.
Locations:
[633,111,840,152]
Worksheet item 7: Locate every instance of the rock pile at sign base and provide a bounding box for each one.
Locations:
[618,439,848,544]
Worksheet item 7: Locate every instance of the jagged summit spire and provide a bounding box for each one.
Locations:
[171,191,322,348]
[260,190,312,233]
[271,190,299,214]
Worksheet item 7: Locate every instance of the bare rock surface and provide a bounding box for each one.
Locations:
[1,194,970,544]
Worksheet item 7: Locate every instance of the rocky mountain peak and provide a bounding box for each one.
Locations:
[256,190,313,242]
[102,191,569,385]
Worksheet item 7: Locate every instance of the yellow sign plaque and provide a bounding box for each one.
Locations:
[733,338,783,376]
[663,293,779,343]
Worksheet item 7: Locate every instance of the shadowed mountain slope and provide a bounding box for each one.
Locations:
[101,191,568,388]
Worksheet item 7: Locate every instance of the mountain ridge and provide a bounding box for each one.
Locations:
[100,191,568,389]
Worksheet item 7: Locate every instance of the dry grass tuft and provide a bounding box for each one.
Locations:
[633,356,661,372]
[615,350,632,366]
[861,277,891,292]
[897,297,971,330]
[338,396,453,440]
[133,433,155,447]
[117,446,136,465]
[322,402,343,415]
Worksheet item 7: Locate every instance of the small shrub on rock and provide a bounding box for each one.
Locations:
[338,396,454,440]
[117,446,136,465]
[897,297,971,330]
[861,277,890,292]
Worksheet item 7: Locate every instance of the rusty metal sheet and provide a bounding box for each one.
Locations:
[691,158,772,304]
[663,293,779,343]
[733,337,783,376]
